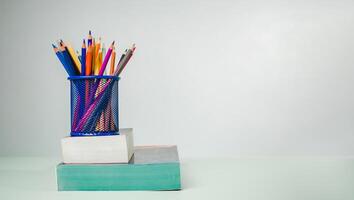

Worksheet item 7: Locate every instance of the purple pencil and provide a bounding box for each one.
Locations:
[98,41,115,75]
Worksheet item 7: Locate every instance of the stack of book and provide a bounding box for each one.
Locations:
[56,128,181,191]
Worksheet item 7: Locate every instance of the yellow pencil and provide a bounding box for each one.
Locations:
[110,47,116,75]
[96,49,103,75]
[94,39,101,75]
[95,37,101,57]
[66,42,81,74]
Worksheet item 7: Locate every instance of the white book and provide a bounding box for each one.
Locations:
[61,128,134,164]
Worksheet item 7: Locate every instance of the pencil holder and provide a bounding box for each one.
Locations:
[68,76,119,136]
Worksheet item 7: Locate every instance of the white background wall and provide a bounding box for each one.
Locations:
[1,0,354,158]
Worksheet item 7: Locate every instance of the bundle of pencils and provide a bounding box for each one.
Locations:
[52,30,136,77]
[52,31,136,134]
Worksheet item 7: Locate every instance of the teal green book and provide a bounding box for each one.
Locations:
[57,145,181,191]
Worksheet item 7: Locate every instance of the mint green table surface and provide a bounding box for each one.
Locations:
[1,157,354,200]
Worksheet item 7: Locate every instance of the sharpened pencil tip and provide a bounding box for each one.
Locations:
[112,41,115,45]
[52,44,57,48]
[83,39,85,44]
[89,30,91,35]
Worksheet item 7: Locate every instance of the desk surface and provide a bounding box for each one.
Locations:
[1,157,354,200]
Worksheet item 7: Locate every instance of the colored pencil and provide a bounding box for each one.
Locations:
[96,49,102,75]
[89,41,113,116]
[59,41,76,75]
[85,44,93,76]
[118,50,126,63]
[104,101,110,130]
[65,42,82,74]
[110,47,116,75]
[77,51,82,62]
[52,33,136,133]
[92,38,96,75]
[88,30,92,46]
[84,43,91,111]
[81,39,86,76]
[95,37,101,58]
[101,44,107,74]
[74,81,114,132]
[92,38,99,75]
[96,82,104,131]
[52,44,71,76]
[114,44,135,76]
[98,41,114,76]
[94,42,102,75]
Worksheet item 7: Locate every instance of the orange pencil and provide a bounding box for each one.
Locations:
[84,44,92,110]
[109,47,116,75]
[85,44,93,76]
[91,39,96,75]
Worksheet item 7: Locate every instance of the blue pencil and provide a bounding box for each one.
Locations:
[81,39,86,76]
[87,30,92,46]
[59,41,76,76]
[52,44,71,76]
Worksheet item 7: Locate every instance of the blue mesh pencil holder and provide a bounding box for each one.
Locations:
[68,76,120,136]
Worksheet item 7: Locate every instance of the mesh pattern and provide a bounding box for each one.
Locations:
[69,77,119,136]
